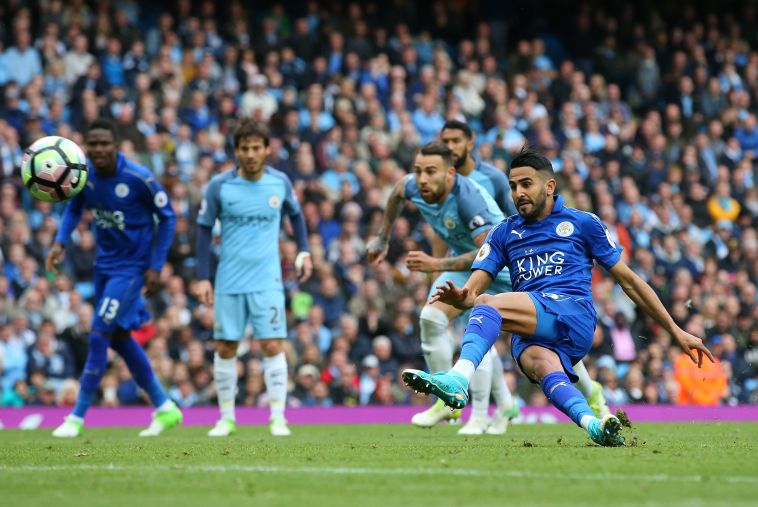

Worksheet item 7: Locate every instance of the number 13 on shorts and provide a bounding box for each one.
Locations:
[98,297,121,322]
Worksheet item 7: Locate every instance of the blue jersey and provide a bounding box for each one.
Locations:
[404,173,504,256]
[472,196,622,298]
[56,153,176,275]
[197,166,301,294]
[468,159,517,216]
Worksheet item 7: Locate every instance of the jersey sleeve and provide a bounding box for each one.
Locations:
[142,176,175,223]
[139,174,176,272]
[197,177,222,227]
[279,172,302,216]
[583,213,623,270]
[272,170,309,251]
[456,179,501,239]
[471,221,509,278]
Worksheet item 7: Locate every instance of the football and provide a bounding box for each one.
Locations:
[21,136,88,203]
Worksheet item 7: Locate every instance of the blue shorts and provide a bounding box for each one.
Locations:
[92,272,150,334]
[429,270,513,322]
[510,292,596,383]
[214,290,287,340]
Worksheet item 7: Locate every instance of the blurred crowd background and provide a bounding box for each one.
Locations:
[1,0,757,412]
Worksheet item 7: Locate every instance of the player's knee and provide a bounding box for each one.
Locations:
[474,294,494,307]
[215,340,239,359]
[419,305,449,340]
[260,339,283,356]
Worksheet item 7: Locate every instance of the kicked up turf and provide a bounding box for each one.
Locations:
[1,422,757,507]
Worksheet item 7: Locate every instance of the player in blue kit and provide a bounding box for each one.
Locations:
[49,119,181,438]
[442,121,611,424]
[403,148,714,446]
[196,120,312,437]
[367,141,517,435]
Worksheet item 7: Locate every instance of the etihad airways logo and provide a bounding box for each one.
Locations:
[515,251,565,282]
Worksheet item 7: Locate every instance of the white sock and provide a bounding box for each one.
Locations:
[469,350,493,418]
[214,353,238,422]
[68,415,84,424]
[573,361,594,398]
[488,347,514,411]
[419,305,453,372]
[451,359,476,381]
[263,352,288,419]
[156,399,175,413]
[580,414,595,431]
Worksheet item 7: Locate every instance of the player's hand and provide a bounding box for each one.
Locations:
[673,328,715,368]
[196,279,214,306]
[366,236,388,264]
[406,250,439,272]
[143,269,161,296]
[45,242,65,275]
[429,280,473,309]
[296,251,313,283]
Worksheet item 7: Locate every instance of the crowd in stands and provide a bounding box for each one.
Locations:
[1,0,757,411]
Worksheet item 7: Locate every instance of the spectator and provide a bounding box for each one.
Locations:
[2,30,42,87]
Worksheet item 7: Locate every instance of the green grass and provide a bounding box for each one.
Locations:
[1,423,757,507]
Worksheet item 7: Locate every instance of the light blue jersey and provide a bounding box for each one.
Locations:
[404,174,504,256]
[197,166,301,295]
[468,159,517,216]
[405,173,512,300]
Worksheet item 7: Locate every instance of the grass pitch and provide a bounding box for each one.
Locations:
[1,422,757,507]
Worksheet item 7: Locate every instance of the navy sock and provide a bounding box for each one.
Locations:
[111,336,169,408]
[459,305,502,369]
[541,371,594,427]
[73,331,110,418]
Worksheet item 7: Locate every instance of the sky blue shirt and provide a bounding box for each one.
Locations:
[468,159,517,216]
[56,153,176,275]
[197,166,301,294]
[472,196,622,298]
[1,46,42,87]
[404,173,504,257]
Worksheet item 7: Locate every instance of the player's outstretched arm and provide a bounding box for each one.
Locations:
[366,178,406,264]
[609,260,714,367]
[429,269,493,309]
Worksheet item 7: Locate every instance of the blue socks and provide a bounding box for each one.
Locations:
[110,336,169,408]
[541,371,594,427]
[73,331,110,418]
[459,305,502,368]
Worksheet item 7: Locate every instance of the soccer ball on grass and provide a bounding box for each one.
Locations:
[21,136,88,203]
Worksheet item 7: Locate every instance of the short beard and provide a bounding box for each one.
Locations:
[453,148,468,169]
[519,190,548,220]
